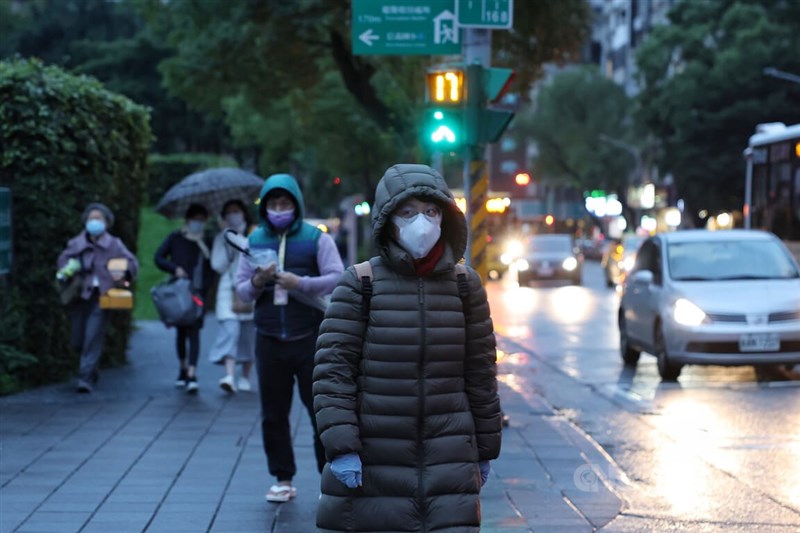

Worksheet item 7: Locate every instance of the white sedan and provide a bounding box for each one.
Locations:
[618,230,800,380]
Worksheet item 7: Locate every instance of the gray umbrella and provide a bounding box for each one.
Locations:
[155,167,264,219]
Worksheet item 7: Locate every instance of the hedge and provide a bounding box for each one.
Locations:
[0,58,152,394]
[147,152,237,205]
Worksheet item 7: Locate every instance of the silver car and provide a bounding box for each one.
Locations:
[516,234,582,285]
[618,230,800,380]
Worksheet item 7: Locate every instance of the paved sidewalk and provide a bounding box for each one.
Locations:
[1,319,624,532]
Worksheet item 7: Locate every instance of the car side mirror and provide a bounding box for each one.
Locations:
[631,270,653,285]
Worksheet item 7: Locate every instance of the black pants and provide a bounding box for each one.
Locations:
[255,332,326,482]
[176,323,201,367]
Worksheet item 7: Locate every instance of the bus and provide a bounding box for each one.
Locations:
[744,122,800,240]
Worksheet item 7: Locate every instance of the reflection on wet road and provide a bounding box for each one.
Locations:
[489,261,800,529]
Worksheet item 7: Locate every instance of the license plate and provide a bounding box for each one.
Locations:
[739,333,780,352]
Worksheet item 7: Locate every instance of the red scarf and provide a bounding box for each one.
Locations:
[413,240,444,276]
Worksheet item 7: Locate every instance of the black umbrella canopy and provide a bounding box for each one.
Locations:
[155,167,264,219]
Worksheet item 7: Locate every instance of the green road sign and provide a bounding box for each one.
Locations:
[456,0,513,29]
[0,188,12,276]
[352,0,461,56]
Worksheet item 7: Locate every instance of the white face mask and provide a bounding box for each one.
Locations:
[392,212,442,259]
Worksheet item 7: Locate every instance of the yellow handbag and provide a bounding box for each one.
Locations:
[100,288,134,310]
[100,258,134,310]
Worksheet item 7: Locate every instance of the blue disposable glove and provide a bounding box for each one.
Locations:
[479,461,491,486]
[331,453,362,488]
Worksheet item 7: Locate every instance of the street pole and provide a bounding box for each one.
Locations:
[743,147,753,230]
[462,28,491,280]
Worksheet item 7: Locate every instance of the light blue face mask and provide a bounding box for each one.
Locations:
[85,219,106,236]
[188,220,205,234]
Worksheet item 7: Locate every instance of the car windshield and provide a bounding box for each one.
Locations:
[667,239,800,281]
[528,237,571,253]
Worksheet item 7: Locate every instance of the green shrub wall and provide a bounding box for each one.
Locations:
[0,58,152,393]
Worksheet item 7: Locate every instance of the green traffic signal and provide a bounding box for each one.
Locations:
[423,108,462,149]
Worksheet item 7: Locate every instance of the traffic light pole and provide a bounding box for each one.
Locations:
[462,29,491,281]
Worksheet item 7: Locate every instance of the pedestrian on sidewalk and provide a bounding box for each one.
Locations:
[154,203,214,394]
[235,174,344,503]
[313,164,502,532]
[209,199,256,394]
[57,202,139,393]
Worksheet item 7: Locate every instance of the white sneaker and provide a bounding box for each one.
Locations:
[186,377,199,394]
[265,484,296,503]
[219,375,236,393]
[237,377,252,392]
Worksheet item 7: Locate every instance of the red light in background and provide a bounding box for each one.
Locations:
[333,177,341,185]
[514,172,531,186]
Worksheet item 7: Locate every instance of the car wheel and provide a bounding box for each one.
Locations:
[618,311,640,365]
[655,326,682,381]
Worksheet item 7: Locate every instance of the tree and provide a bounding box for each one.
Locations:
[635,0,800,221]
[0,0,231,154]
[517,67,639,201]
[152,0,591,195]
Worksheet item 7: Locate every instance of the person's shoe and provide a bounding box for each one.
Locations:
[185,376,198,394]
[219,375,236,394]
[237,377,252,392]
[265,484,296,503]
[175,368,188,388]
[76,380,93,393]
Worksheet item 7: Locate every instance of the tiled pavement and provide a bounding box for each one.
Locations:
[1,319,624,532]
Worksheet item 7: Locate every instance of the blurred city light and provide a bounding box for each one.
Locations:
[515,172,531,186]
[716,212,731,228]
[641,215,657,233]
[641,183,655,209]
[664,207,682,227]
[545,214,554,226]
[354,201,371,216]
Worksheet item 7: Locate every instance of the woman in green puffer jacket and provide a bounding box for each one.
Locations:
[313,164,502,532]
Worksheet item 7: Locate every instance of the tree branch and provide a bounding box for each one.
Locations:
[328,29,405,134]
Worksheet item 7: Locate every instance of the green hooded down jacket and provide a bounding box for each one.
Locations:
[313,164,502,532]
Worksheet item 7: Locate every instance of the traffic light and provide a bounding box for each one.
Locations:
[423,68,465,149]
[427,70,464,105]
[422,65,515,149]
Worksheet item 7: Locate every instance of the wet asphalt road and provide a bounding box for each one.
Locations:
[487,260,800,532]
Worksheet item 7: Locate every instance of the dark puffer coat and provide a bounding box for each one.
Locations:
[313,164,502,532]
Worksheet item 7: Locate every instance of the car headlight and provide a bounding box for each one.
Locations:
[562,257,578,271]
[505,240,523,258]
[672,298,707,326]
[516,259,530,271]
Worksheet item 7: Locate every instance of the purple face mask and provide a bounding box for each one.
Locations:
[267,209,295,230]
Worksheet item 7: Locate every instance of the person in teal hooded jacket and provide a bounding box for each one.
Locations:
[235,173,344,503]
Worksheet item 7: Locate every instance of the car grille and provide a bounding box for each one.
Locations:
[706,313,745,323]
[705,311,800,324]
[769,310,800,322]
[686,340,800,353]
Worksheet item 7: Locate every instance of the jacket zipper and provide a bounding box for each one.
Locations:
[417,277,427,533]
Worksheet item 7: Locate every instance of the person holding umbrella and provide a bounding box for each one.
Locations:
[235,173,344,503]
[154,203,214,393]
